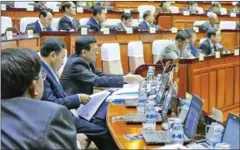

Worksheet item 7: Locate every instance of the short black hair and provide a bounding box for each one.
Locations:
[39,8,53,18]
[75,36,97,55]
[175,30,188,41]
[121,13,132,21]
[92,6,104,16]
[207,29,217,38]
[188,1,197,6]
[159,1,166,7]
[61,2,73,12]
[184,28,195,38]
[40,37,66,57]
[143,10,152,20]
[1,48,41,99]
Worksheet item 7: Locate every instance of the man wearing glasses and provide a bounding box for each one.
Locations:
[1,48,78,149]
[40,37,118,150]
[160,30,193,59]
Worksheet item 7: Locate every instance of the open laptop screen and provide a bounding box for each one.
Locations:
[222,113,240,149]
[155,75,169,104]
[161,85,173,118]
[184,95,203,139]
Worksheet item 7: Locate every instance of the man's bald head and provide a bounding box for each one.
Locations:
[208,12,218,25]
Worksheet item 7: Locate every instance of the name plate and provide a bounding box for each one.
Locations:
[124,9,131,14]
[77,7,84,13]
[53,6,59,12]
[81,28,88,35]
[102,28,109,34]
[193,27,199,33]
[215,51,220,58]
[230,12,237,17]
[6,31,13,40]
[126,28,133,34]
[1,4,6,11]
[171,27,178,33]
[26,5,34,11]
[149,27,156,33]
[183,11,190,16]
[199,53,204,61]
[27,30,34,38]
[234,49,239,56]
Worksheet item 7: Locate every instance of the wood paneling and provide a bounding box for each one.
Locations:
[209,71,217,113]
[234,67,240,104]
[225,67,234,107]
[200,73,209,112]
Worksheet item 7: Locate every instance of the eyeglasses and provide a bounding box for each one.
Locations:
[35,72,47,81]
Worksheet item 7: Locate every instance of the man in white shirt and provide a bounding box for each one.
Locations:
[116,13,133,31]
[59,2,80,31]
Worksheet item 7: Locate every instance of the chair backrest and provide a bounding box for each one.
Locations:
[51,18,61,31]
[128,41,145,73]
[197,7,204,14]
[131,19,140,27]
[1,16,12,34]
[138,5,156,19]
[193,21,205,27]
[219,21,237,30]
[45,2,61,9]
[220,8,227,15]
[20,17,39,33]
[79,18,89,26]
[14,2,34,8]
[152,40,172,63]
[232,2,238,5]
[105,19,121,26]
[101,43,123,74]
[169,6,179,13]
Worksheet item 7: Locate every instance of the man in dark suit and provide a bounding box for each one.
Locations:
[58,2,80,31]
[87,6,106,32]
[1,48,78,149]
[26,9,53,33]
[116,13,133,31]
[182,1,200,14]
[40,37,118,150]
[60,36,144,95]
[197,29,226,56]
[139,10,159,31]
[206,2,221,15]
[197,12,218,32]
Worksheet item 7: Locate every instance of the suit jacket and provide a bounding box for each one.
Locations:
[139,20,159,31]
[197,39,214,56]
[1,97,77,150]
[87,17,101,32]
[160,41,194,59]
[41,61,80,109]
[58,16,80,31]
[182,7,199,14]
[206,8,221,15]
[26,21,52,33]
[116,22,126,31]
[198,21,218,32]
[60,53,124,95]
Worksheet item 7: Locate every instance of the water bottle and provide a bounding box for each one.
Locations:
[147,66,155,82]
[171,118,184,145]
[143,101,157,130]
[137,83,147,113]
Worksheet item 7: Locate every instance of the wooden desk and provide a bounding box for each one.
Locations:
[40,30,239,73]
[168,54,240,115]
[1,34,40,51]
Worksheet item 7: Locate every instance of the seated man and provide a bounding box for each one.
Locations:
[139,10,159,31]
[33,1,47,9]
[59,2,80,31]
[87,6,106,32]
[116,13,133,31]
[95,1,113,11]
[197,29,227,56]
[1,48,77,149]
[160,31,193,59]
[182,1,200,14]
[184,28,197,57]
[40,37,118,150]
[154,1,171,16]
[26,9,53,33]
[60,36,144,95]
[206,2,221,15]
[231,2,240,15]
[197,12,218,32]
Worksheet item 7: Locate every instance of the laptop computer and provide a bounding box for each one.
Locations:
[125,74,169,108]
[125,84,174,124]
[187,113,240,149]
[143,94,203,144]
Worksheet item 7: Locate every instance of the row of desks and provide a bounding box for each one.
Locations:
[2,7,239,31]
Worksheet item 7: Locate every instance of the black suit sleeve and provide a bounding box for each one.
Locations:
[42,79,80,109]
[59,19,73,31]
[71,62,124,87]
[43,106,78,150]
[198,42,210,56]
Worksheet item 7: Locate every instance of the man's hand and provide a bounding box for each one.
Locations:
[77,94,90,105]
[123,73,145,84]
